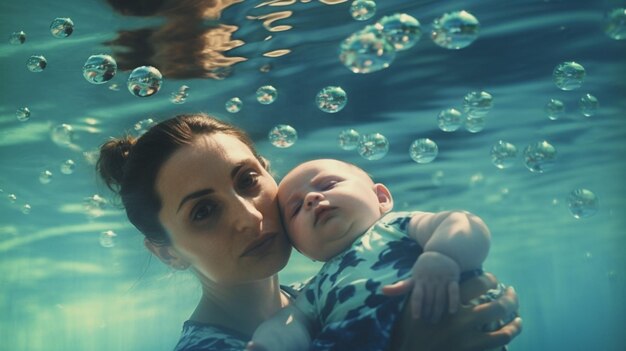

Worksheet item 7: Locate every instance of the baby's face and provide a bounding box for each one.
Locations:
[278,159,387,261]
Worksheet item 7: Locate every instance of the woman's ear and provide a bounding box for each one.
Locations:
[144,239,190,270]
[374,183,393,214]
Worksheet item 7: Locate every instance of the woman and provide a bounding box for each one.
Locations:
[97,113,521,351]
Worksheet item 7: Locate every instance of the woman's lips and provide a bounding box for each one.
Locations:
[241,232,277,257]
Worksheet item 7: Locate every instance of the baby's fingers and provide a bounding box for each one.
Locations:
[382,278,414,296]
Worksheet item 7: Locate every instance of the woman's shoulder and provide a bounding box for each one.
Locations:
[172,320,248,351]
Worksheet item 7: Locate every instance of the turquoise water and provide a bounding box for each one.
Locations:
[1,0,625,350]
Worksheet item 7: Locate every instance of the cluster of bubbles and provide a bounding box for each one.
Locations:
[340,10,480,73]
[316,86,348,113]
[430,11,480,49]
[50,17,74,38]
[338,128,437,163]
[226,97,243,113]
[99,230,117,248]
[268,124,297,148]
[3,186,30,215]
[437,91,493,133]
[3,189,31,215]
[567,188,599,219]
[128,66,163,97]
[18,18,74,79]
[547,62,599,119]
[350,0,377,21]
[257,85,278,104]
[16,107,31,122]
[409,138,438,164]
[82,54,117,84]
[340,13,421,73]
[488,139,559,173]
[337,129,390,161]
[27,55,47,72]
[170,85,190,104]
[522,140,557,173]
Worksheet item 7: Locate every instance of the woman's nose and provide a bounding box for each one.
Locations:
[231,195,263,233]
[304,192,323,209]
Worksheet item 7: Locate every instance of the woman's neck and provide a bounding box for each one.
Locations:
[189,274,290,336]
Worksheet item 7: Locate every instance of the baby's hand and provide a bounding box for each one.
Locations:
[410,251,461,323]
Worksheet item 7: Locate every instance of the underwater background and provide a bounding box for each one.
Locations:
[1,0,625,350]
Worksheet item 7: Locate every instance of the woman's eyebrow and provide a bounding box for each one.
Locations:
[177,189,214,213]
[176,162,246,213]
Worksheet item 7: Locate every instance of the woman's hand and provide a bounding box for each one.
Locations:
[383,252,462,323]
[386,273,522,351]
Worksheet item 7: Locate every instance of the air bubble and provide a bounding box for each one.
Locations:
[338,129,360,150]
[316,86,347,113]
[257,85,278,104]
[50,17,74,38]
[409,138,438,164]
[268,125,297,148]
[82,54,117,84]
[358,133,389,160]
[127,66,163,97]
[431,11,480,49]
[27,55,47,72]
[226,97,243,113]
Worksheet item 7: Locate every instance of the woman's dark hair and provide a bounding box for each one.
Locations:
[104,0,168,16]
[97,113,266,245]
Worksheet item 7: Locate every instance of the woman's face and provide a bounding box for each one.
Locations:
[155,133,291,284]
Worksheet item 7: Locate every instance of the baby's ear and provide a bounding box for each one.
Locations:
[374,183,393,214]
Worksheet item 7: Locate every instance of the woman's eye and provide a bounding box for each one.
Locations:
[192,202,216,221]
[239,170,260,190]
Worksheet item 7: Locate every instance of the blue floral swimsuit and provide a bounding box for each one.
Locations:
[295,211,424,351]
[173,212,488,351]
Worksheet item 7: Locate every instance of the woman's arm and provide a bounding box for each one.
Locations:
[387,273,522,351]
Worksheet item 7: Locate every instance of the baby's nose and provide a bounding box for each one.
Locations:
[304,192,322,208]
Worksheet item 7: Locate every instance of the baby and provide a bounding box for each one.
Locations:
[248,159,492,351]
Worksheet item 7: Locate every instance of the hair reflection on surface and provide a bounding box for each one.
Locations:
[104,0,247,79]
[104,0,348,79]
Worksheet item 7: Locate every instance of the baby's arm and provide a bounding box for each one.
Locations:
[410,211,491,271]
[384,211,491,323]
[247,305,313,351]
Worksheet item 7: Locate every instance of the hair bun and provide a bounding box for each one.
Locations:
[97,135,137,192]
